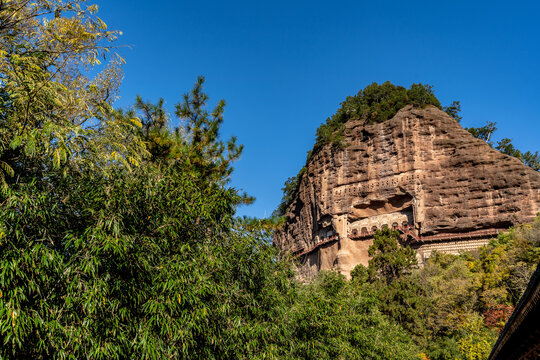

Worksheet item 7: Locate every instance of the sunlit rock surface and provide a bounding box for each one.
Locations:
[274,105,540,280]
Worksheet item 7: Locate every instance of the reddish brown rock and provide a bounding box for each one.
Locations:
[274,105,540,280]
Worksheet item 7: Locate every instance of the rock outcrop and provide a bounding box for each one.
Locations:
[274,105,540,280]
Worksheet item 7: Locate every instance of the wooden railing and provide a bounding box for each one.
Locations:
[349,231,376,240]
[405,228,504,243]
[294,234,339,257]
[350,225,504,243]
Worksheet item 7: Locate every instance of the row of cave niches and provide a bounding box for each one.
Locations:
[295,222,416,259]
[349,221,412,239]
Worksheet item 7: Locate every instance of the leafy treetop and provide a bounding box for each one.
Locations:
[132,76,244,186]
[0,0,146,187]
[312,82,443,157]
[367,228,418,283]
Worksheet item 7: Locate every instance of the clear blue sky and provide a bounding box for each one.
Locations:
[95,0,540,218]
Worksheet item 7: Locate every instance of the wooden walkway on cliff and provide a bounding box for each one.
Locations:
[294,226,505,258]
[294,234,339,257]
[350,226,504,243]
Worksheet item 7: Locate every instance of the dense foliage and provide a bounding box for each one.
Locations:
[348,220,540,360]
[0,1,280,358]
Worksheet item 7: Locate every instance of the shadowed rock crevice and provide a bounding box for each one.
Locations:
[350,193,413,220]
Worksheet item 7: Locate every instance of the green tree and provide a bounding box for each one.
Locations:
[350,264,371,285]
[283,271,422,359]
[466,121,497,144]
[368,228,418,283]
[456,314,497,360]
[132,96,177,162]
[0,0,146,187]
[131,77,254,205]
[0,2,272,358]
[175,76,244,185]
[443,100,462,122]
[496,138,540,171]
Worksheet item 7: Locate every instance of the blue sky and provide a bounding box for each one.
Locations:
[95,0,540,218]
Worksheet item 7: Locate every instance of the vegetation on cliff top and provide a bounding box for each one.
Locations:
[311,82,444,163]
[274,81,457,217]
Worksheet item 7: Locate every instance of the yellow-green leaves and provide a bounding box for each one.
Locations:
[0,161,14,185]
[0,0,147,181]
[129,117,143,128]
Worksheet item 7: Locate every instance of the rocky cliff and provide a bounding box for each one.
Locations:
[274,105,540,280]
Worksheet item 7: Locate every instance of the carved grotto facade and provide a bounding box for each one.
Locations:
[274,105,540,280]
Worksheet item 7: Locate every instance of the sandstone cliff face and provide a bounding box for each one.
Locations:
[274,106,540,280]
